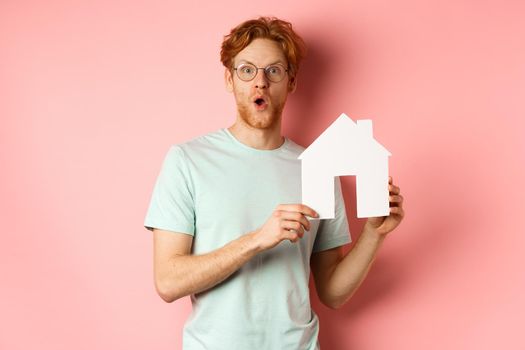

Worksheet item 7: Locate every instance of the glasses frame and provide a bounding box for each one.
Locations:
[232,62,289,83]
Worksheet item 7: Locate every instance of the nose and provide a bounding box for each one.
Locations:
[254,68,268,89]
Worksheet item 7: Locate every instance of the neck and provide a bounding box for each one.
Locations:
[227,119,284,150]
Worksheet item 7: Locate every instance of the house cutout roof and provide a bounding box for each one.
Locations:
[299,113,392,219]
[299,113,391,161]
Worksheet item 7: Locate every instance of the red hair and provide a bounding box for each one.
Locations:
[220,16,307,81]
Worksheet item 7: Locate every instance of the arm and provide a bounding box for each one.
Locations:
[153,204,319,303]
[310,228,386,309]
[310,177,405,309]
[153,228,261,303]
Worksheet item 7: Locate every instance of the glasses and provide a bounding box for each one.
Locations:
[233,63,288,83]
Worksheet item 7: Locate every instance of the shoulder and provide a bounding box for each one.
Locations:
[169,128,227,157]
[283,137,306,157]
[187,128,227,146]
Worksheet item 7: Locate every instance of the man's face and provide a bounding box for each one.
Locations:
[225,38,297,130]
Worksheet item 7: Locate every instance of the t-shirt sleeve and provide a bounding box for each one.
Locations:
[312,177,352,253]
[144,145,195,236]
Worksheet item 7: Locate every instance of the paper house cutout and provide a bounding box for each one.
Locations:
[298,113,391,219]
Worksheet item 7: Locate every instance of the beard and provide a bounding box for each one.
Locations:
[236,99,285,130]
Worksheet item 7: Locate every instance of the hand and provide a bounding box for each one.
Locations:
[252,204,319,251]
[364,176,405,237]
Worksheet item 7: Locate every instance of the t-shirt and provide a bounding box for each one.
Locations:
[144,127,352,350]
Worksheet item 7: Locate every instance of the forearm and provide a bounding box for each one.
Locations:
[157,231,261,302]
[326,226,386,308]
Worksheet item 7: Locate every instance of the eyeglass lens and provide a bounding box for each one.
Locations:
[236,63,286,82]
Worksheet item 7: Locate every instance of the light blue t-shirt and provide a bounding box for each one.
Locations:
[144,128,352,350]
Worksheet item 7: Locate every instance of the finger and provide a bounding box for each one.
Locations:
[287,229,303,240]
[389,176,393,184]
[272,210,311,231]
[278,211,311,231]
[286,231,300,243]
[276,204,318,218]
[389,194,403,207]
[390,206,405,217]
[285,204,318,218]
[388,184,400,195]
[281,220,305,236]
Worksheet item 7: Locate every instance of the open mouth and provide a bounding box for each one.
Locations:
[253,96,268,109]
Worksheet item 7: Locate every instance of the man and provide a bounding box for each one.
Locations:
[144,16,404,350]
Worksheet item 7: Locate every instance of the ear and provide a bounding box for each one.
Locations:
[288,76,297,93]
[225,68,234,93]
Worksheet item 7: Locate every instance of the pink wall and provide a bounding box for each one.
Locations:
[1,0,524,349]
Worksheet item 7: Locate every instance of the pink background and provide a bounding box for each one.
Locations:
[1,0,524,349]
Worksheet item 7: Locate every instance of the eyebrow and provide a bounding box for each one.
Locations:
[237,59,286,66]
